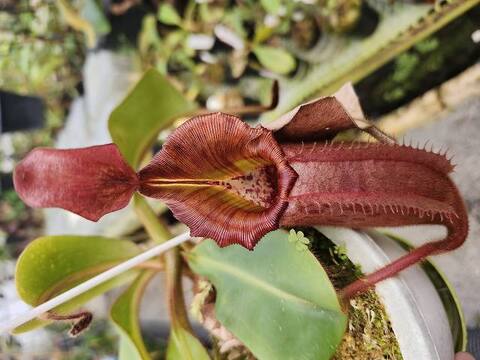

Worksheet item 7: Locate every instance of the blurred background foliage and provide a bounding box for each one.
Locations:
[0,0,85,132]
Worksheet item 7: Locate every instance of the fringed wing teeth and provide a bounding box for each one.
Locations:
[139,113,297,249]
[14,144,138,221]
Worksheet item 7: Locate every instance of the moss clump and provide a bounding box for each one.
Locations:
[304,228,403,360]
[332,292,403,360]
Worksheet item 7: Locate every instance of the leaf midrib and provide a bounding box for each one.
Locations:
[197,256,339,313]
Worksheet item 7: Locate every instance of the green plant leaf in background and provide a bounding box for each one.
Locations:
[187,230,347,360]
[166,325,211,360]
[260,0,281,14]
[158,3,182,26]
[253,45,296,75]
[111,270,157,360]
[261,0,479,122]
[80,0,111,37]
[109,69,197,168]
[14,236,141,333]
[56,0,97,48]
[139,15,162,57]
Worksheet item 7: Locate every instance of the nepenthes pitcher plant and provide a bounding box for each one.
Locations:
[13,84,468,299]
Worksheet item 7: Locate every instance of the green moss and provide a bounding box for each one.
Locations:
[303,228,403,360]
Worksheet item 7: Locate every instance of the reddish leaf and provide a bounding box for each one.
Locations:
[139,113,297,249]
[263,83,366,141]
[14,144,138,221]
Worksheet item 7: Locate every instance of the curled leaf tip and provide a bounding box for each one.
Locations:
[14,144,138,221]
[139,113,297,249]
[263,83,366,141]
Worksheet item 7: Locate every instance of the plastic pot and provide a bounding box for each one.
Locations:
[317,226,467,360]
[0,90,44,133]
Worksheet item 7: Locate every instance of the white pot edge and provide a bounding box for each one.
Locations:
[316,226,454,360]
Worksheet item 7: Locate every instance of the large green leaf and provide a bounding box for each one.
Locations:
[14,236,141,333]
[111,270,157,360]
[109,69,197,168]
[166,325,211,360]
[187,230,347,360]
[260,0,479,122]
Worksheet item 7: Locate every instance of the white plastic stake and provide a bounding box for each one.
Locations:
[0,231,191,335]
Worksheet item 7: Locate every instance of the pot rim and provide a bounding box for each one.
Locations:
[316,226,462,360]
[380,230,468,353]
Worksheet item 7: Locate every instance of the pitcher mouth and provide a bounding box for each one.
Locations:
[138,113,297,249]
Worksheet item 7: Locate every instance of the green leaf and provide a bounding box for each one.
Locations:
[253,46,296,75]
[109,69,197,168]
[111,270,157,360]
[158,4,182,26]
[260,0,281,14]
[139,15,161,55]
[288,229,310,251]
[187,230,347,360]
[14,236,140,333]
[56,0,96,48]
[166,325,211,360]
[80,0,111,36]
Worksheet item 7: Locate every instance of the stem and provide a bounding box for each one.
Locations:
[165,247,192,330]
[43,311,93,336]
[133,194,192,331]
[193,105,271,116]
[340,242,441,299]
[134,194,171,243]
[136,261,164,271]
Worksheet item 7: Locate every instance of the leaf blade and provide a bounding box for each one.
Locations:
[188,230,347,360]
[108,69,196,168]
[14,235,141,333]
[111,270,157,360]
[253,46,296,75]
[166,326,211,360]
[13,144,138,221]
[158,4,182,26]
